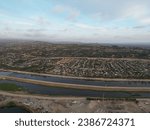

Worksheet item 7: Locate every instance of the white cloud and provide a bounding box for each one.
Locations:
[75,23,107,31]
[31,16,51,26]
[52,5,80,21]
[67,11,80,21]
[1,0,150,43]
[141,18,150,24]
[52,5,65,13]
[75,23,97,29]
[123,5,148,18]
[59,0,150,25]
[122,4,150,25]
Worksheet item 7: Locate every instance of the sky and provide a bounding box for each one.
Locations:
[0,0,150,43]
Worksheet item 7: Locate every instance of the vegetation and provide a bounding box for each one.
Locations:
[0,83,24,91]
[0,102,31,113]
[4,101,17,108]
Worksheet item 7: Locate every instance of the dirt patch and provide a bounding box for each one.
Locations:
[0,92,150,113]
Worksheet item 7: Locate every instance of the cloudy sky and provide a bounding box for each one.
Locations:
[0,0,150,43]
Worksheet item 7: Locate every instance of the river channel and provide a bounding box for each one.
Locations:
[0,106,30,113]
[0,71,150,87]
[0,71,150,98]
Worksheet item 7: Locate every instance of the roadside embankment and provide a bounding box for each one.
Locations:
[0,91,150,113]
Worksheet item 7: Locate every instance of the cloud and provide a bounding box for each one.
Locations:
[52,5,65,13]
[75,23,96,29]
[133,25,149,29]
[32,16,51,26]
[0,0,150,43]
[27,28,47,33]
[123,5,148,18]
[75,23,106,31]
[141,18,150,24]
[67,11,80,21]
[52,5,80,21]
[122,4,150,25]
[54,0,150,24]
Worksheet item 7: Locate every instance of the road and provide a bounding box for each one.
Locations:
[0,69,150,82]
[0,91,85,100]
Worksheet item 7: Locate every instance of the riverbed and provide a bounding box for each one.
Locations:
[0,71,150,98]
[0,80,150,98]
[0,71,150,87]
